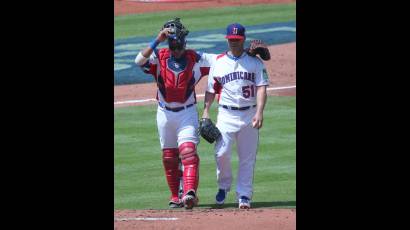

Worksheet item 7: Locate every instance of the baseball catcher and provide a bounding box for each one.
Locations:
[134,17,219,210]
[246,39,271,61]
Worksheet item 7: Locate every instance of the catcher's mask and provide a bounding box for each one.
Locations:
[162,18,189,51]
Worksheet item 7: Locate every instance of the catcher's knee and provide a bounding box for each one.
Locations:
[162,148,179,167]
[179,142,199,165]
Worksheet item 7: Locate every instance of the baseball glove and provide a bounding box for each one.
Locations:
[199,118,221,144]
[246,40,271,61]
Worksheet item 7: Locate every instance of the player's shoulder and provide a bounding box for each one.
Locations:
[154,48,167,59]
[157,47,167,54]
[193,51,219,62]
[184,49,207,63]
[245,53,265,68]
[214,52,227,62]
[245,53,263,63]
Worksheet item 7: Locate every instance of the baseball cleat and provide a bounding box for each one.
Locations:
[169,197,184,208]
[182,190,198,209]
[238,196,251,209]
[215,189,227,205]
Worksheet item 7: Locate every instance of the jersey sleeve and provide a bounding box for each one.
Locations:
[255,59,269,86]
[138,49,159,76]
[195,52,217,83]
[196,52,217,68]
[206,65,222,94]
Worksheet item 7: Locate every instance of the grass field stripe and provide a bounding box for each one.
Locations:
[114,3,295,39]
[114,85,296,105]
[114,217,179,221]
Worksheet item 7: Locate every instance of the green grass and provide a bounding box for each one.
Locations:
[114,96,296,210]
[114,3,296,39]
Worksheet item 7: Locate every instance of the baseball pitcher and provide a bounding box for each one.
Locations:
[200,23,270,209]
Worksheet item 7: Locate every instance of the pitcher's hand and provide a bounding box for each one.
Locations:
[252,112,263,129]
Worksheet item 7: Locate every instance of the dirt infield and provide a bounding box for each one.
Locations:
[114,0,296,16]
[114,42,296,107]
[114,208,296,230]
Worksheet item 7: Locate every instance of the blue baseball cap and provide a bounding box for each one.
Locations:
[225,23,246,40]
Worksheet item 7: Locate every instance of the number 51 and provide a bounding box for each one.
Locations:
[242,85,255,98]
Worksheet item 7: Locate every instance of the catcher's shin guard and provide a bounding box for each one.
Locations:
[162,148,181,200]
[179,142,200,194]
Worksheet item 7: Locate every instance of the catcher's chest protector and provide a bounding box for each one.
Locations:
[158,49,196,103]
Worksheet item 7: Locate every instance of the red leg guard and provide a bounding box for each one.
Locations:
[162,148,180,200]
[179,142,200,194]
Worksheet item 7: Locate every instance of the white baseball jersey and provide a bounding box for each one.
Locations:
[207,51,269,107]
[207,51,269,201]
[138,49,217,108]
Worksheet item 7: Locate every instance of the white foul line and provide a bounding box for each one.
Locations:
[114,85,296,105]
[266,85,296,91]
[114,217,179,221]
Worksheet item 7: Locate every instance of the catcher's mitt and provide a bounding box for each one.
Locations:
[199,118,221,144]
[246,40,271,61]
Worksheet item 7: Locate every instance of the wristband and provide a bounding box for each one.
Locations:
[149,39,160,50]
